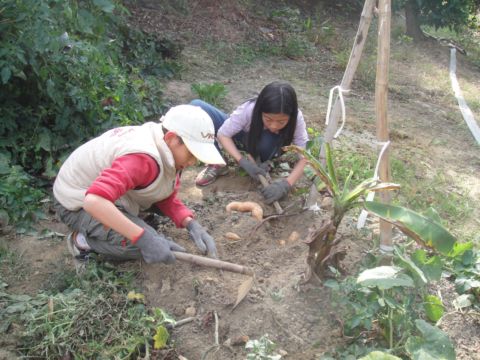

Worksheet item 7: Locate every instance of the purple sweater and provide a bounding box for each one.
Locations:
[217,100,309,147]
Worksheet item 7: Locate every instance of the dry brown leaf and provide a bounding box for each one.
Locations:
[232,276,254,310]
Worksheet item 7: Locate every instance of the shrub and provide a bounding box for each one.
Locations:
[0,0,179,178]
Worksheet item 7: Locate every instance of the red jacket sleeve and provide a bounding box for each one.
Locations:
[86,153,193,228]
[155,173,194,228]
[86,153,158,202]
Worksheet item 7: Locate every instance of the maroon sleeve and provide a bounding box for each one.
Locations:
[155,174,194,228]
[86,153,159,202]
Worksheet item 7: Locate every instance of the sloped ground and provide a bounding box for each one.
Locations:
[1,1,479,359]
[129,1,480,358]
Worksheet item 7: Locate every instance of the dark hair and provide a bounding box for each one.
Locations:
[247,81,298,158]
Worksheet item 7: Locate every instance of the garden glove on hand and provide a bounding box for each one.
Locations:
[187,220,218,258]
[135,229,185,264]
[239,157,267,181]
[261,179,291,204]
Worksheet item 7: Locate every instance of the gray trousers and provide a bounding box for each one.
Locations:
[54,198,155,260]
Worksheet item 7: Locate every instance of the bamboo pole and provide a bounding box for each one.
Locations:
[307,0,375,207]
[375,0,393,250]
[173,252,254,276]
[321,0,376,152]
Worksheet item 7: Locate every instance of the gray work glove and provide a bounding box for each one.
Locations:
[136,229,185,264]
[261,179,291,204]
[239,157,267,181]
[186,220,217,258]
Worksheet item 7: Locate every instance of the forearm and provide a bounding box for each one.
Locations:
[83,194,144,241]
[218,134,243,163]
[286,157,307,186]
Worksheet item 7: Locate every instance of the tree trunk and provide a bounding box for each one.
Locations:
[405,0,426,42]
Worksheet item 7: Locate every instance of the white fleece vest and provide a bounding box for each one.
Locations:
[53,122,177,215]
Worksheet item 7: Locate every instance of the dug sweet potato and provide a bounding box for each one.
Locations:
[226,201,263,221]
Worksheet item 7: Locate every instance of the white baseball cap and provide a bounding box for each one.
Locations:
[161,105,226,165]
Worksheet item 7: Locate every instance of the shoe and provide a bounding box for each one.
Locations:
[195,165,229,186]
[66,232,91,275]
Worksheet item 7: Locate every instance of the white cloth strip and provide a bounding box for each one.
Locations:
[357,141,391,230]
[325,85,347,138]
[449,48,480,144]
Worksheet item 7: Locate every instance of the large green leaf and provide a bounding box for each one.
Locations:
[423,294,444,322]
[93,0,115,13]
[411,250,443,282]
[324,143,339,194]
[364,202,456,255]
[359,351,402,360]
[357,266,414,290]
[405,320,455,360]
[394,246,428,285]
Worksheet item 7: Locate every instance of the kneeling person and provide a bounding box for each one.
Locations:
[53,105,225,273]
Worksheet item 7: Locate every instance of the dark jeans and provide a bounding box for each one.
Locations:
[190,99,283,162]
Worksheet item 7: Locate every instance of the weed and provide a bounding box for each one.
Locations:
[0,261,175,358]
[0,243,29,282]
[191,82,228,107]
[246,334,282,360]
[333,48,350,70]
[0,166,47,233]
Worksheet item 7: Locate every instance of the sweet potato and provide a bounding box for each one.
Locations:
[225,232,241,240]
[226,201,263,221]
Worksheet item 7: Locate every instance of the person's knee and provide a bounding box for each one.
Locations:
[190,99,207,107]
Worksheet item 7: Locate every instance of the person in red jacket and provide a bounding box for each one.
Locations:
[53,105,225,273]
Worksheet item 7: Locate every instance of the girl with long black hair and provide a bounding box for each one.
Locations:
[192,81,308,204]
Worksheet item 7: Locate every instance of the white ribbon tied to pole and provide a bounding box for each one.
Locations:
[325,85,347,138]
[356,140,391,230]
[449,48,480,144]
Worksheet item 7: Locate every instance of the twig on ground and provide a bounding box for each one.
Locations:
[249,211,301,236]
[166,316,195,329]
[200,311,221,360]
[214,311,219,346]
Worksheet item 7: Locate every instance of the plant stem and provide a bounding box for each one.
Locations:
[389,306,393,349]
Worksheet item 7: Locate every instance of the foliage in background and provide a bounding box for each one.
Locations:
[394,0,479,31]
[0,166,47,233]
[0,0,180,230]
[191,82,228,107]
[0,261,175,358]
[0,0,179,178]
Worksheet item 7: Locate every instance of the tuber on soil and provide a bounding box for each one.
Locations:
[226,201,263,221]
[225,232,241,240]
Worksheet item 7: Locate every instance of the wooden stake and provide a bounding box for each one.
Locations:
[307,0,375,208]
[322,0,376,152]
[376,0,393,249]
[173,252,254,276]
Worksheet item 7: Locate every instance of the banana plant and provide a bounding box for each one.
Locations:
[285,140,456,282]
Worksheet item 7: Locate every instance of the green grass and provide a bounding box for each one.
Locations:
[191,82,228,107]
[0,243,28,282]
[423,25,480,68]
[391,157,475,234]
[0,261,175,359]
